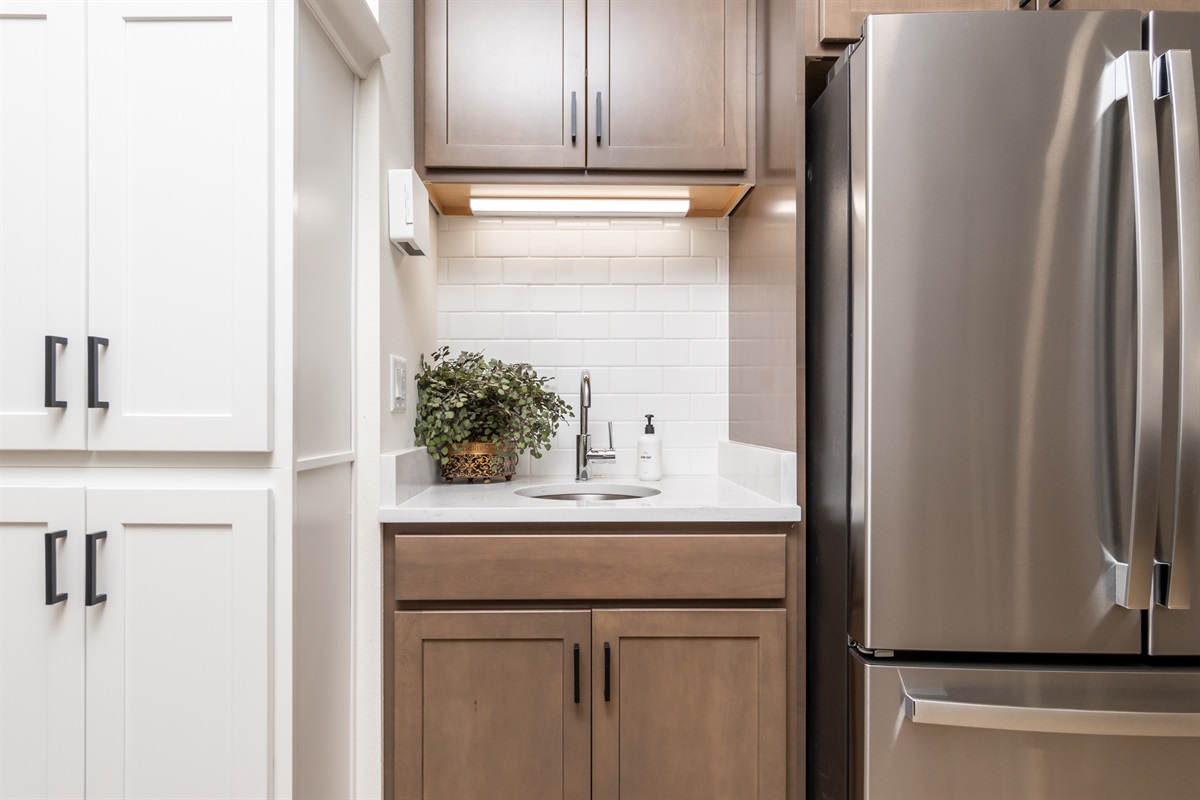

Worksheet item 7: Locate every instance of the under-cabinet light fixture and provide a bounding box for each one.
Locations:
[468,197,690,217]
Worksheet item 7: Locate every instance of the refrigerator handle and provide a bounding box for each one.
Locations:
[903,691,1200,739]
[1107,51,1165,611]
[1153,50,1199,611]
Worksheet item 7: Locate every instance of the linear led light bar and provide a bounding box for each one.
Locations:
[468,197,690,217]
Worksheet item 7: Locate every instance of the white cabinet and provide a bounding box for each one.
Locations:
[0,0,270,453]
[0,487,85,799]
[0,485,270,800]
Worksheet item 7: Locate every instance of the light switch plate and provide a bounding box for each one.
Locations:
[390,355,407,412]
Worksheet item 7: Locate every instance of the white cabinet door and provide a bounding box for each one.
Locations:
[0,486,85,800]
[84,488,270,800]
[87,0,271,452]
[0,1,86,451]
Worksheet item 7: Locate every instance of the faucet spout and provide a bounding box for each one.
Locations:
[575,369,614,481]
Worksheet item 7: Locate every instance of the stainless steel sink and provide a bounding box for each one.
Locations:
[514,483,662,502]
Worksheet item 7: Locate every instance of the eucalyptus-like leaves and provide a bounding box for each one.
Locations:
[414,346,573,463]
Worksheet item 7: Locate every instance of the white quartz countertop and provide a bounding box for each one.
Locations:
[379,475,802,524]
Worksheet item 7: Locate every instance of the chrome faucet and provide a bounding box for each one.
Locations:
[576,370,615,481]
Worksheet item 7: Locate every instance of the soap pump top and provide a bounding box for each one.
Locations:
[644,414,655,434]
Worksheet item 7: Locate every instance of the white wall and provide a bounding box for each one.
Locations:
[435,215,729,477]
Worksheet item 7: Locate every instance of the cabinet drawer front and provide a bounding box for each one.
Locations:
[395,534,785,601]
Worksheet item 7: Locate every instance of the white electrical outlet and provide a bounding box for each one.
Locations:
[390,355,407,412]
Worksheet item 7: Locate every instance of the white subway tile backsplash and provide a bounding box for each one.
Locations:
[636,229,691,257]
[475,229,530,257]
[474,285,528,311]
[529,339,584,366]
[635,285,690,312]
[502,257,557,284]
[664,257,718,284]
[609,258,664,284]
[434,216,729,476]
[610,367,663,394]
[503,313,557,339]
[437,285,475,311]
[557,312,610,339]
[529,286,582,311]
[663,312,717,339]
[557,257,609,284]
[609,312,663,339]
[447,312,503,339]
[530,229,583,257]
[582,229,637,257]
[581,286,637,312]
[636,340,690,366]
[447,257,503,284]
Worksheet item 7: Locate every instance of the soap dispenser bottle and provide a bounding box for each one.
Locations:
[637,414,663,481]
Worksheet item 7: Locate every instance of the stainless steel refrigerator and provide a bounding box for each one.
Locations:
[806,10,1200,799]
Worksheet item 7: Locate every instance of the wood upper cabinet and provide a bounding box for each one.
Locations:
[1039,0,1199,9]
[421,0,748,172]
[423,0,586,169]
[818,0,1025,45]
[587,0,747,171]
[592,609,786,800]
[394,611,592,800]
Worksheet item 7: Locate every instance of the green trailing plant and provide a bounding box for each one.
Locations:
[414,346,573,463]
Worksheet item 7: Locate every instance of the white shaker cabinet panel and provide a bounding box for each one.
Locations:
[0,487,85,800]
[86,0,271,452]
[0,2,87,451]
[84,487,270,800]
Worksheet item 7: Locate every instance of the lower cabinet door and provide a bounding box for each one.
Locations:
[83,488,270,800]
[592,608,787,800]
[0,487,85,800]
[393,610,592,800]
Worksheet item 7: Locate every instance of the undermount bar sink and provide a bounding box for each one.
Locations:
[514,483,662,502]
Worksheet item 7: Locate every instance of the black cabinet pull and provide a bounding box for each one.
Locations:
[44,530,67,605]
[596,91,602,145]
[44,336,67,408]
[571,91,577,143]
[87,336,109,409]
[86,531,107,606]
[603,641,611,701]
[1018,0,1032,7]
[1048,0,1062,6]
[573,643,580,703]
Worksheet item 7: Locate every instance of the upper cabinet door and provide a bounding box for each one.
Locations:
[87,0,270,452]
[424,0,587,169]
[0,1,86,451]
[1040,1,1200,9]
[586,0,748,171]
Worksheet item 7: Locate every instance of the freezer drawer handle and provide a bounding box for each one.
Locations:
[1154,49,1199,611]
[904,692,1200,738]
[1107,51,1165,611]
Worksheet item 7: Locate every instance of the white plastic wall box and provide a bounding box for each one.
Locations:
[388,168,432,256]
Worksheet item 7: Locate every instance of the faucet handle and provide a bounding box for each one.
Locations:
[606,421,614,450]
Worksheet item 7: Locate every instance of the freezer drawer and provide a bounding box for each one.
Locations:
[853,653,1200,800]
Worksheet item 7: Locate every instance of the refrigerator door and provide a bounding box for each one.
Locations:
[853,653,1200,800]
[850,11,1157,653]
[1147,11,1200,657]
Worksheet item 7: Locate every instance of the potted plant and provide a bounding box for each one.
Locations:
[414,346,573,483]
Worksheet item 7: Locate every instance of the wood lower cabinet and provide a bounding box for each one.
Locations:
[393,611,591,800]
[592,609,786,800]
[392,607,786,800]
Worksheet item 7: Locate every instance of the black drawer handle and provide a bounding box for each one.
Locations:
[45,530,67,605]
[45,336,67,408]
[573,643,580,703]
[603,641,611,702]
[88,336,109,409]
[596,91,603,145]
[86,531,107,606]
